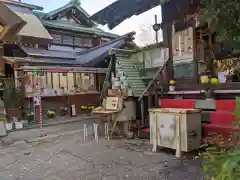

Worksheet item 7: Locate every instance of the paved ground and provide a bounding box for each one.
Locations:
[0,121,204,180]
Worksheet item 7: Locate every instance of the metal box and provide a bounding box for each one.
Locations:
[149,108,201,152]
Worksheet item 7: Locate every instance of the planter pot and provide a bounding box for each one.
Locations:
[47,114,55,119]
[15,122,23,129]
[60,107,68,117]
[5,122,13,131]
[27,115,34,123]
[169,85,175,92]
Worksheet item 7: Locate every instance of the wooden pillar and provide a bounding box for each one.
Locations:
[140,98,144,125]
[148,87,152,109]
[95,73,100,92]
[154,91,159,107]
[112,54,116,77]
[165,23,174,82]
[192,20,199,83]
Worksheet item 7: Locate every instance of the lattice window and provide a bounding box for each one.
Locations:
[74,37,84,46]
[63,35,74,46]
[51,33,62,44]
[83,38,92,47]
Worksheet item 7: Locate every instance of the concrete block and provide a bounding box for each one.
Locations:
[195,100,216,110]
[0,122,7,136]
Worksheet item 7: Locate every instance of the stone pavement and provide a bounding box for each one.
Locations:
[0,129,204,180]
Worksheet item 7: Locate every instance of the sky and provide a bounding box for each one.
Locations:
[24,0,162,46]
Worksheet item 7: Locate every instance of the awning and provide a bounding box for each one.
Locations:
[0,2,26,42]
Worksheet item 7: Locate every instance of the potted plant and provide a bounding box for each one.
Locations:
[80,105,88,114]
[47,110,56,119]
[60,106,68,117]
[169,80,175,91]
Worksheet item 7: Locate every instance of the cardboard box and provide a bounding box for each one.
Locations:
[108,89,122,96]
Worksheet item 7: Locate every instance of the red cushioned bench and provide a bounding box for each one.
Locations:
[204,100,239,138]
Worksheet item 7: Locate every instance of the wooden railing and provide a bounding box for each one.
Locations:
[100,56,113,100]
[138,59,170,101]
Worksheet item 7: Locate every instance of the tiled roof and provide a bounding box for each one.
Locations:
[18,32,134,66]
[31,0,119,39]
[2,56,79,65]
[90,0,160,29]
[41,20,119,38]
[19,65,108,73]
[43,0,90,20]
[0,0,43,11]
[32,10,46,18]
[20,46,76,60]
[76,32,135,66]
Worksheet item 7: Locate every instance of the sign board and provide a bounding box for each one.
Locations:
[33,96,41,106]
[172,27,193,63]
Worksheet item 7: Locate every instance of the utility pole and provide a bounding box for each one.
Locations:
[152,15,161,43]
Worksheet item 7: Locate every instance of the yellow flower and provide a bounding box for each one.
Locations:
[210,78,219,85]
[169,80,175,85]
[200,76,209,84]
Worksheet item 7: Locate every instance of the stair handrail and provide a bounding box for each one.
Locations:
[100,55,113,100]
[138,59,169,101]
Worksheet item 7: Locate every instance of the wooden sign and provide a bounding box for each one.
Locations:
[105,97,119,110]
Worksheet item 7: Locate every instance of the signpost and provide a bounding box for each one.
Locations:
[34,70,44,137]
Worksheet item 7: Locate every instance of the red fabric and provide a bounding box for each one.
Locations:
[216,100,236,112]
[204,124,240,137]
[160,99,196,109]
[143,128,150,132]
[210,112,235,125]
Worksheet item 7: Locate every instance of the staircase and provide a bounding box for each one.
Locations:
[0,100,5,120]
[115,50,146,97]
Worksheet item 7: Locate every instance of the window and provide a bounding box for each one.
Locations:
[59,72,68,90]
[81,73,90,91]
[75,73,82,88]
[74,37,92,47]
[52,73,59,89]
[46,72,52,89]
[24,72,97,94]
[74,37,83,46]
[62,35,74,46]
[67,73,74,90]
[51,33,62,44]
[83,38,92,47]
